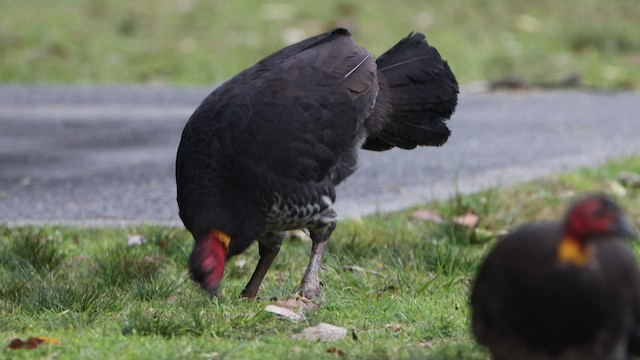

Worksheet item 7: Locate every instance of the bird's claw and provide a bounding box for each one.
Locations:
[298,282,323,300]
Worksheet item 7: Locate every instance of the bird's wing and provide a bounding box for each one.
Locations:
[176,29,378,237]
[199,28,377,183]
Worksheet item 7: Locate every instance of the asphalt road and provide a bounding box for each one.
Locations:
[1,85,639,226]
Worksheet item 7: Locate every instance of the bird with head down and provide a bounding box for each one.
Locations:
[176,28,458,300]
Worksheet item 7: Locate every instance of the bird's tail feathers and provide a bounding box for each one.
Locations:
[362,33,458,151]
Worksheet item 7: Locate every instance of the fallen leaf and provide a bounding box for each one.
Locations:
[157,239,170,250]
[293,323,348,342]
[127,235,146,246]
[23,338,42,349]
[453,212,479,228]
[412,209,443,223]
[7,337,60,350]
[327,347,346,357]
[265,304,306,321]
[36,337,61,345]
[8,338,26,349]
[265,295,320,320]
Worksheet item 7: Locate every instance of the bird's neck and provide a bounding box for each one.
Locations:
[557,236,594,266]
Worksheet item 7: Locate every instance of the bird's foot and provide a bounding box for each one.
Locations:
[298,278,323,300]
[240,287,258,300]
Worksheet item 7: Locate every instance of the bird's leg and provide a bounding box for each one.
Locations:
[298,222,336,300]
[241,232,284,299]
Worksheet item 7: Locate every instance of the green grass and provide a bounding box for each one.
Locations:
[1,0,639,88]
[2,156,640,359]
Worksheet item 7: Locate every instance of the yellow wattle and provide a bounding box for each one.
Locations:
[557,236,593,266]
[214,230,231,252]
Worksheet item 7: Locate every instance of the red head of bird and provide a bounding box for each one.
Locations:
[564,194,636,240]
[558,194,636,266]
[188,230,230,296]
[558,194,635,266]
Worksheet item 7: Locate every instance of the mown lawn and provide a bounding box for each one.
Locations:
[1,156,639,359]
[1,0,639,88]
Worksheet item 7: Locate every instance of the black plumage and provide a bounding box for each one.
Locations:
[471,194,640,360]
[176,28,458,299]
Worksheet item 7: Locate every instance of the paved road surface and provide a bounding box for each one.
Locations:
[1,85,639,226]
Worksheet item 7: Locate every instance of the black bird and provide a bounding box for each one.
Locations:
[471,194,640,360]
[176,28,458,299]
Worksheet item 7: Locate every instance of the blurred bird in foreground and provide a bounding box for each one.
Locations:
[471,194,640,360]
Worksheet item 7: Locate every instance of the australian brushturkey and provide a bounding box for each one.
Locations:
[176,28,458,299]
[471,194,640,360]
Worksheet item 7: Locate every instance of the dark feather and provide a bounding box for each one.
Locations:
[362,32,459,151]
